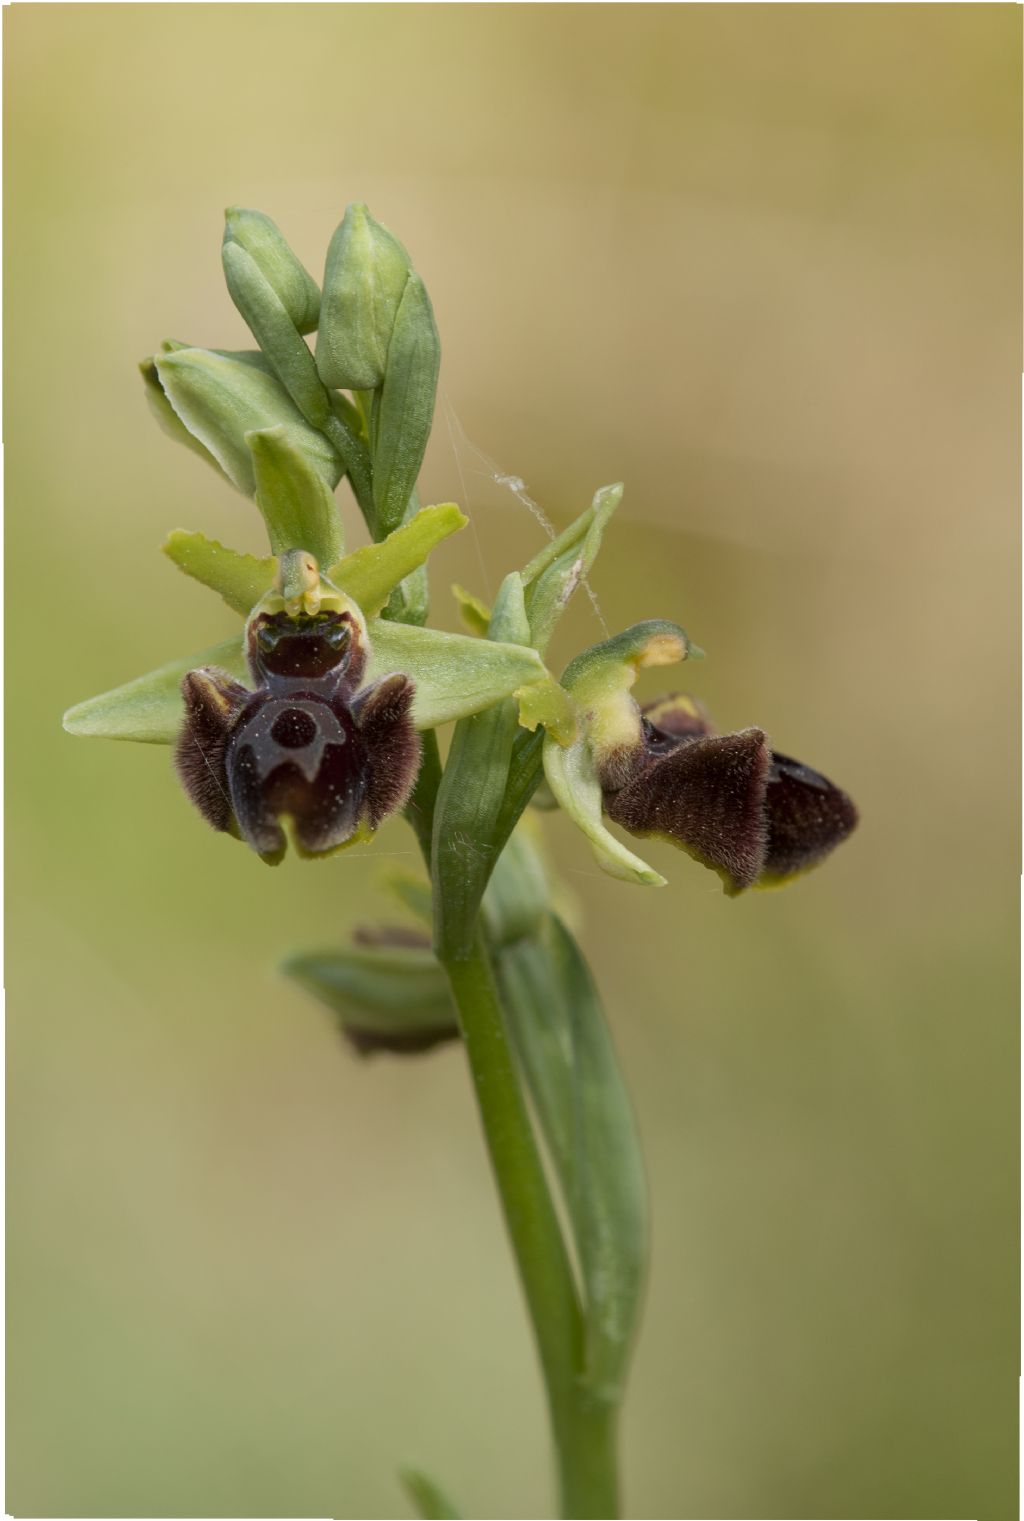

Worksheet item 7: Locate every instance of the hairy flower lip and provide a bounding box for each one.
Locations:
[175,611,420,863]
[600,694,857,895]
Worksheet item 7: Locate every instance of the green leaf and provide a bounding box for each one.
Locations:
[430,574,530,959]
[542,730,665,887]
[399,1468,462,1520]
[327,503,466,616]
[155,347,342,497]
[371,274,441,535]
[316,203,411,391]
[497,910,648,1402]
[522,483,622,653]
[247,425,345,564]
[481,821,552,947]
[62,635,248,745]
[162,531,275,616]
[366,619,546,731]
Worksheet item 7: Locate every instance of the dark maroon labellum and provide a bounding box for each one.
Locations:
[601,693,857,894]
[175,609,421,862]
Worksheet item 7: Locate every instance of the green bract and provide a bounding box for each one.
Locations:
[154,347,343,496]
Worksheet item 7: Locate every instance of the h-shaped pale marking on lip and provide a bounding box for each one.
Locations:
[231,697,349,785]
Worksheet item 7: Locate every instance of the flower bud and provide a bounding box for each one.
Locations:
[316,203,412,390]
[282,931,459,1056]
[222,208,320,333]
[370,273,441,536]
[155,347,343,497]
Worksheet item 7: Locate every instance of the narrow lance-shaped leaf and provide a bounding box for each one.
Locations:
[431,573,530,960]
[247,425,346,566]
[496,905,648,1403]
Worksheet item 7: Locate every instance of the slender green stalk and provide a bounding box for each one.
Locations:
[441,930,620,1520]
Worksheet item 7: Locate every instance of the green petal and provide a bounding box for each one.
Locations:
[162,531,275,616]
[247,425,345,564]
[327,503,466,616]
[366,621,547,730]
[62,635,247,745]
[542,730,665,887]
[155,347,342,497]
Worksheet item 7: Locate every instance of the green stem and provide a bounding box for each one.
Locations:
[442,929,620,1519]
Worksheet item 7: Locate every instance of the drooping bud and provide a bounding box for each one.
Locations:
[223,207,321,334]
[315,203,412,390]
[282,930,459,1056]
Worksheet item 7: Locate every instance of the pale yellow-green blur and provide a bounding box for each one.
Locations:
[6,6,1018,1518]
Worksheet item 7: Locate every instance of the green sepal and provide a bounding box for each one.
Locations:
[162,531,275,616]
[542,728,666,887]
[247,425,345,565]
[327,503,466,616]
[366,618,547,731]
[223,206,320,334]
[316,203,411,390]
[281,944,455,1041]
[222,241,331,428]
[399,1468,462,1520]
[371,273,441,536]
[155,347,342,497]
[496,910,648,1402]
[62,635,249,745]
[452,583,491,637]
[522,482,622,653]
[65,623,549,745]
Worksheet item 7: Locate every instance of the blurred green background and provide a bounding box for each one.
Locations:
[6,6,1019,1518]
